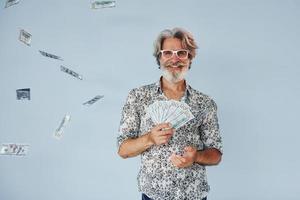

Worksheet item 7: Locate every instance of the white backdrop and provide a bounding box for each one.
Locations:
[1,0,300,199]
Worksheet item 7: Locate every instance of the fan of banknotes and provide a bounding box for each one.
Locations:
[146,100,194,129]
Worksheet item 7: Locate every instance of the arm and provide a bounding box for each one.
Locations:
[196,98,223,165]
[118,123,174,159]
[118,132,152,159]
[170,146,222,168]
[195,148,222,165]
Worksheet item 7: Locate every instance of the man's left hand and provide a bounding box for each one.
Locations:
[170,146,197,168]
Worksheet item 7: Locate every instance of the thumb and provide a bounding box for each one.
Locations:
[156,123,172,130]
[184,146,193,152]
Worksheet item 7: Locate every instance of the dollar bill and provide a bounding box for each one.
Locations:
[5,0,20,8]
[60,65,83,80]
[19,29,32,46]
[16,88,30,100]
[0,143,29,156]
[91,1,116,9]
[53,114,71,140]
[146,100,194,129]
[39,50,63,61]
[83,95,104,106]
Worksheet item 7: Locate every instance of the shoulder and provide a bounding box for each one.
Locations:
[126,82,157,102]
[130,82,156,93]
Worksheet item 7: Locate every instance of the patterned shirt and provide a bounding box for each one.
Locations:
[117,78,223,200]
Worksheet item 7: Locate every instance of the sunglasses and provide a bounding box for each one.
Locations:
[159,49,189,59]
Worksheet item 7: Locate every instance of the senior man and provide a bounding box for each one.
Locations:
[117,27,223,200]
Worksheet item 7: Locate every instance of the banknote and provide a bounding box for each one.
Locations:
[0,143,29,156]
[16,88,30,100]
[19,29,31,46]
[5,0,20,8]
[83,95,104,105]
[60,65,83,80]
[53,114,71,140]
[39,50,63,61]
[146,100,194,129]
[91,1,116,9]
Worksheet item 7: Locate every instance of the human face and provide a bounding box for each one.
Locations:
[159,38,191,83]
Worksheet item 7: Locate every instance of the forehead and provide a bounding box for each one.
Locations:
[162,37,183,50]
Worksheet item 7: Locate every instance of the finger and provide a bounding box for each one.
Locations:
[169,153,176,161]
[184,147,197,159]
[166,134,173,140]
[159,136,171,144]
[161,129,174,136]
[170,153,176,157]
[156,129,174,137]
[156,123,172,130]
[161,125,174,131]
[174,155,187,163]
[170,155,182,167]
[184,146,195,153]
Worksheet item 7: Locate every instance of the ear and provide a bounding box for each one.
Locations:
[188,60,192,69]
[156,56,161,69]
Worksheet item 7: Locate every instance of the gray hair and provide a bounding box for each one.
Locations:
[153,27,198,67]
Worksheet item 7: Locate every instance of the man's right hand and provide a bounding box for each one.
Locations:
[147,123,174,145]
[118,123,174,158]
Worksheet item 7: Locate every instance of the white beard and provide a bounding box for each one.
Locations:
[161,66,188,84]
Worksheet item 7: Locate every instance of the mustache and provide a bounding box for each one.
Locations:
[164,61,187,68]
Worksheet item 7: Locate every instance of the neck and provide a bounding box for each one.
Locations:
[161,77,186,92]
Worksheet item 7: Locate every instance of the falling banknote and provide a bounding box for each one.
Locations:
[16,88,30,100]
[83,95,104,106]
[146,100,194,130]
[53,114,71,140]
[91,1,116,9]
[19,29,32,46]
[0,143,29,156]
[4,0,20,8]
[60,65,83,80]
[39,50,63,61]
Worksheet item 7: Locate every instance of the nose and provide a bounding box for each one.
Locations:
[171,53,180,62]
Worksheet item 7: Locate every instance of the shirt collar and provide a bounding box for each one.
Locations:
[154,76,192,96]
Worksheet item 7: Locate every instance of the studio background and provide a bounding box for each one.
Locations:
[0,0,299,199]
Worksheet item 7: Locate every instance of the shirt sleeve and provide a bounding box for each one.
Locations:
[117,89,141,149]
[199,98,223,154]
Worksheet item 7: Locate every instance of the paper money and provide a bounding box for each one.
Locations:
[19,29,31,46]
[91,1,116,9]
[4,0,20,8]
[60,65,83,80]
[53,114,71,140]
[16,88,30,100]
[0,143,29,156]
[146,100,194,129]
[39,50,63,61]
[83,95,104,106]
